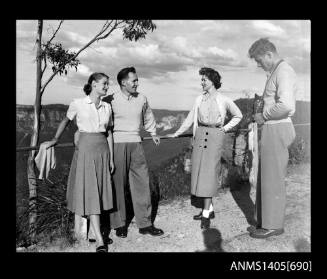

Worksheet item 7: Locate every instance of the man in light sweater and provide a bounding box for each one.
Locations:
[103,67,164,238]
[248,38,296,238]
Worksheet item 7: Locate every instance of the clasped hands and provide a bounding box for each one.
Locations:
[254,113,265,125]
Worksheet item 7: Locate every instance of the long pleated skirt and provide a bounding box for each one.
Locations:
[66,132,113,217]
[191,126,225,197]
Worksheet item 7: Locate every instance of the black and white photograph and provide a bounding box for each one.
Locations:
[16,20,311,258]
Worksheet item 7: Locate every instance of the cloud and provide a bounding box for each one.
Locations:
[77,64,92,77]
[208,47,237,59]
[17,20,310,108]
[252,20,286,37]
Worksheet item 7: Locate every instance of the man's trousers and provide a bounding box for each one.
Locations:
[109,142,152,229]
[255,122,296,229]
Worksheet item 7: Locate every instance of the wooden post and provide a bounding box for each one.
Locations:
[74,214,87,241]
[248,122,258,189]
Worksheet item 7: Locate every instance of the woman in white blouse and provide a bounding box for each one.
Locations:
[44,72,114,252]
[168,67,242,229]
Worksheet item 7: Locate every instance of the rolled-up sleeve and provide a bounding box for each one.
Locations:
[66,100,77,120]
[223,99,242,132]
[263,67,296,120]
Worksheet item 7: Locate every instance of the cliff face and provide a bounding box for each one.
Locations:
[16,104,188,135]
[16,99,310,144]
[16,104,70,133]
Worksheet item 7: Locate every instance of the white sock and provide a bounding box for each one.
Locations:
[209,203,214,212]
[202,209,210,218]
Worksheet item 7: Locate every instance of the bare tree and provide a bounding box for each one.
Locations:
[26,19,156,243]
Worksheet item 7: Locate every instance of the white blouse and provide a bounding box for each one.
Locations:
[198,91,222,126]
[66,96,112,133]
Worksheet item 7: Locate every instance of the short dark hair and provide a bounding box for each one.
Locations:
[83,72,109,95]
[199,67,222,89]
[248,38,277,58]
[117,67,136,87]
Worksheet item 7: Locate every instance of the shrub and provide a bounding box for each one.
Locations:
[16,167,76,247]
[149,148,191,202]
[289,136,307,164]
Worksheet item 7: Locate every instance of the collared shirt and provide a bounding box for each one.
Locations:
[262,60,297,124]
[198,91,222,126]
[66,96,112,132]
[107,91,157,142]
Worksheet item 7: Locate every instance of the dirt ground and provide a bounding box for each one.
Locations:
[18,163,310,253]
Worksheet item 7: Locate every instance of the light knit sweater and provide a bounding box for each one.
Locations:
[109,91,157,142]
[262,60,297,124]
[174,92,243,137]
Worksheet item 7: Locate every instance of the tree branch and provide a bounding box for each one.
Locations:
[41,21,114,93]
[96,20,120,41]
[47,20,64,46]
[101,20,113,32]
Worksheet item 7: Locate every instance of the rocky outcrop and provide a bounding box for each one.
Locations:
[156,113,186,131]
[16,104,69,133]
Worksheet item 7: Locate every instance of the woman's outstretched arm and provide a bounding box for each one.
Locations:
[44,116,71,149]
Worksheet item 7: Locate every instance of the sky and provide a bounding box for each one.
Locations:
[16,20,310,110]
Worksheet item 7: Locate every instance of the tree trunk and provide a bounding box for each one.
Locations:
[27,20,43,243]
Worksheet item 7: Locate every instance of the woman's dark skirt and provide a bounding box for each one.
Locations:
[66,132,113,217]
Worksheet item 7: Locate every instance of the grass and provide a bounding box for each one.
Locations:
[289,135,309,164]
[16,166,76,248]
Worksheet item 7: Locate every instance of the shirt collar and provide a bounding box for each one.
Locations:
[84,96,104,108]
[119,91,134,101]
[203,90,219,99]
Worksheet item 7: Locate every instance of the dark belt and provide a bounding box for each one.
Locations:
[198,122,222,128]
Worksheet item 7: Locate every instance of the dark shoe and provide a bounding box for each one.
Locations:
[139,225,164,236]
[250,228,284,239]
[103,236,113,245]
[246,225,259,233]
[96,245,108,253]
[115,226,127,238]
[201,217,210,229]
[193,211,215,220]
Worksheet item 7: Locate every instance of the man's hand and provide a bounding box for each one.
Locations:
[74,130,80,147]
[254,113,265,125]
[109,159,115,174]
[152,135,160,145]
[165,133,177,138]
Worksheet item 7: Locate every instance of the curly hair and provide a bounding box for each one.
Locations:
[248,38,277,58]
[199,67,222,89]
[83,72,109,95]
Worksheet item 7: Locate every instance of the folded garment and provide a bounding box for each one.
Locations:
[35,142,56,179]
